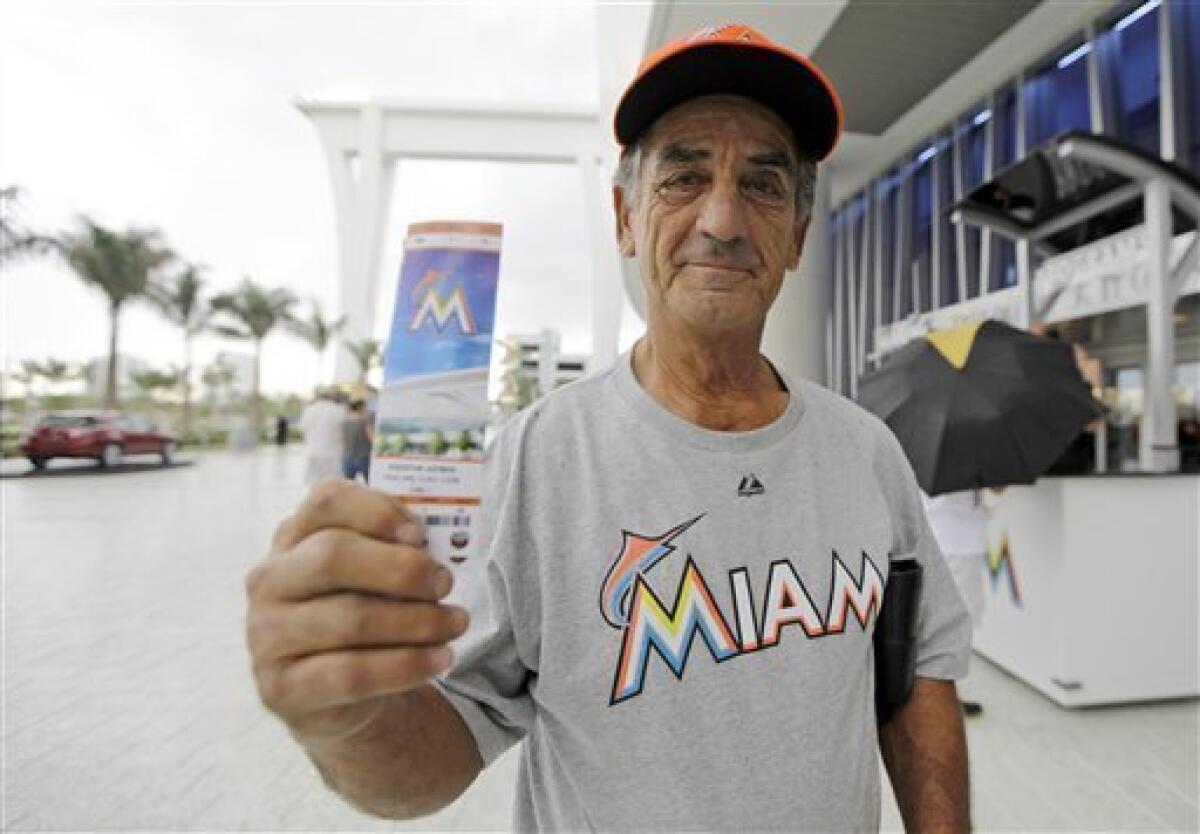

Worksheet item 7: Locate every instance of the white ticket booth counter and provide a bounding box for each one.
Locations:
[974,474,1199,706]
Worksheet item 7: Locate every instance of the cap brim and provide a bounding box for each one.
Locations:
[614,42,841,161]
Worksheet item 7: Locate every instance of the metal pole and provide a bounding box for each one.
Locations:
[1160,0,1178,161]
[845,212,858,396]
[953,119,970,301]
[981,93,996,294]
[1016,239,1034,328]
[931,153,942,310]
[1086,23,1105,134]
[857,192,872,383]
[1140,177,1180,471]
[833,214,844,394]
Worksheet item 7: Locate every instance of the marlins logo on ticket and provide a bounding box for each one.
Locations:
[370,222,502,581]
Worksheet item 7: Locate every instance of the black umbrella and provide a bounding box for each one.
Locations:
[857,319,1099,496]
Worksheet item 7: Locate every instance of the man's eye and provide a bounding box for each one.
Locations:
[745,175,786,201]
[660,172,707,194]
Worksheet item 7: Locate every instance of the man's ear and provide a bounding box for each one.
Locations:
[787,215,810,271]
[613,185,636,258]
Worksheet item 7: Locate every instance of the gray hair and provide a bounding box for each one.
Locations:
[613,139,818,216]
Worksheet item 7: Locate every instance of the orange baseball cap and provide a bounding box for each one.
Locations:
[614,23,843,161]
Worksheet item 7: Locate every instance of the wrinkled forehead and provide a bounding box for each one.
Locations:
[639,94,800,165]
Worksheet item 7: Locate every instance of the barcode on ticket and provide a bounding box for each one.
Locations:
[422,514,472,528]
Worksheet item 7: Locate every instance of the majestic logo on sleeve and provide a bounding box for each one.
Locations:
[599,515,885,706]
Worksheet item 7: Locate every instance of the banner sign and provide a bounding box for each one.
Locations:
[371,221,502,572]
[875,228,1199,356]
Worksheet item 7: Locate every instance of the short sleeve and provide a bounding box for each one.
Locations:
[873,427,973,681]
[432,419,537,766]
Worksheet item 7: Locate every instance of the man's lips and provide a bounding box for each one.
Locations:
[682,262,754,273]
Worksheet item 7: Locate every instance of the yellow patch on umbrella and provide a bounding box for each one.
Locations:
[926,320,985,370]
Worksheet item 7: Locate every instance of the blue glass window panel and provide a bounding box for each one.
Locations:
[877,173,898,325]
[964,118,988,189]
[935,136,958,308]
[911,156,933,313]
[990,85,1020,292]
[1183,0,1200,174]
[1025,43,1092,146]
[851,193,873,362]
[1099,3,1161,154]
[995,242,1019,290]
[962,113,988,297]
[994,85,1019,168]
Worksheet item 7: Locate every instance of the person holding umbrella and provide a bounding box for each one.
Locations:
[858,318,1100,496]
[860,318,1101,717]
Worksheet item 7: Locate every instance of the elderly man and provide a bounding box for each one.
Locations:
[246,24,972,832]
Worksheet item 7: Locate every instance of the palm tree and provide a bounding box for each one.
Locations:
[50,216,174,407]
[210,278,296,440]
[130,367,182,405]
[0,186,54,262]
[201,357,235,404]
[14,359,44,412]
[343,337,382,383]
[288,300,346,384]
[148,264,212,437]
[37,358,78,392]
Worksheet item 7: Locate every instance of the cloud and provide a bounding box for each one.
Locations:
[0,2,601,393]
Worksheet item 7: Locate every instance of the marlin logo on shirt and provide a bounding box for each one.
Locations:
[599,515,885,705]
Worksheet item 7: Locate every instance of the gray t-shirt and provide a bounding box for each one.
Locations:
[436,351,971,832]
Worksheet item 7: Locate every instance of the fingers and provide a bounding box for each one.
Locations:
[274,478,425,552]
[251,594,469,660]
[255,528,452,603]
[258,645,456,715]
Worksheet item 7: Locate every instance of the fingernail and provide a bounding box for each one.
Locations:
[395,522,426,547]
[432,646,454,672]
[432,567,454,599]
[449,606,469,633]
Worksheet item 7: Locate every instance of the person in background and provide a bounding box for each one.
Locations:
[341,399,374,483]
[274,414,289,447]
[298,387,344,484]
[922,489,990,717]
[1033,323,1104,474]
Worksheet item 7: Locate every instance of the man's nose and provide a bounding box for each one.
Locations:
[695,176,749,246]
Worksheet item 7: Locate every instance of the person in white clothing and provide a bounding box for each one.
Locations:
[299,388,346,484]
[923,489,990,716]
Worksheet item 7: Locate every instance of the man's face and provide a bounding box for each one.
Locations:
[615,95,810,337]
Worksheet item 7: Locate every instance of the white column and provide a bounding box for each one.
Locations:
[332,103,389,382]
[1140,177,1180,472]
[577,153,624,372]
[765,171,833,384]
[592,3,655,369]
[538,327,560,396]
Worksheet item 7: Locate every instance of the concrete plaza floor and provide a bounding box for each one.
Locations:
[2,446,1197,831]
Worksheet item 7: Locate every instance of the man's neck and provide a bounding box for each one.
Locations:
[631,331,787,432]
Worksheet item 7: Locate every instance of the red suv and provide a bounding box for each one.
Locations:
[21,411,179,469]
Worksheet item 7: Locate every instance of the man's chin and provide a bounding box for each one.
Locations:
[671,296,763,334]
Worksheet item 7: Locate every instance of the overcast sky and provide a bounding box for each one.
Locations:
[1,0,640,395]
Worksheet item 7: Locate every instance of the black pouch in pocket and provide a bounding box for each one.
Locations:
[874,557,923,725]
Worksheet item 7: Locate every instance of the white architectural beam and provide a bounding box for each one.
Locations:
[298,98,614,381]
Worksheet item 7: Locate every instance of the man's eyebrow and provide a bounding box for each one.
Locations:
[657,144,710,165]
[748,150,795,171]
